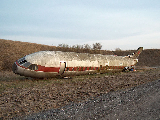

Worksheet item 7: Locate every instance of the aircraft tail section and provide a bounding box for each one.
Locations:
[131,47,143,58]
[126,47,143,58]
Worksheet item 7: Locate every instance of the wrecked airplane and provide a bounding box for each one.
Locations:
[12,47,143,78]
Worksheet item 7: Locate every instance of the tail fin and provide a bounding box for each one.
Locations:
[132,47,143,58]
[127,47,143,58]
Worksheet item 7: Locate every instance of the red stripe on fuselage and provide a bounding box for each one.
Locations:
[16,61,60,73]
[16,60,125,73]
[36,65,60,72]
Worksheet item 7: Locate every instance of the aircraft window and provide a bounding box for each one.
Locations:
[18,57,24,63]
[22,62,31,68]
[66,68,69,71]
[29,64,38,70]
[76,67,79,71]
[85,67,87,70]
[18,57,27,65]
[81,67,83,71]
[19,60,27,64]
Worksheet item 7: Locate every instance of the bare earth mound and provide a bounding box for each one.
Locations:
[114,49,160,67]
[1,39,160,71]
[0,39,113,71]
[0,39,56,71]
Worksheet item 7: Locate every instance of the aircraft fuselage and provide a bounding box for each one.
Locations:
[12,50,140,78]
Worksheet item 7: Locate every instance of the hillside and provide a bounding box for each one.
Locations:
[0,39,160,71]
[0,39,57,71]
[113,49,160,67]
[0,39,160,119]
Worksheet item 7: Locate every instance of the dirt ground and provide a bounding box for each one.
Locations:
[24,77,160,120]
[0,67,160,119]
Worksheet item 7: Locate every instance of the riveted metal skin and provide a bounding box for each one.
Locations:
[12,47,143,78]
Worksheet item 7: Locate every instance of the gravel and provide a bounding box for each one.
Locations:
[22,79,160,120]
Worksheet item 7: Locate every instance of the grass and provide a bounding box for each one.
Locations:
[0,70,122,94]
[0,39,160,119]
[0,68,160,119]
[0,67,155,94]
[0,39,113,71]
[1,39,160,72]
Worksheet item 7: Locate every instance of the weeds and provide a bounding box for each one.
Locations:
[0,68,160,119]
[0,71,26,81]
[0,70,120,94]
[1,39,160,72]
[0,39,114,71]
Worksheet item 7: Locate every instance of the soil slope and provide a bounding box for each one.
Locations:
[0,39,113,71]
[0,39,160,71]
[114,49,160,67]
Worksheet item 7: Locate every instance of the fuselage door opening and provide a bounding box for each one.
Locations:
[59,61,66,75]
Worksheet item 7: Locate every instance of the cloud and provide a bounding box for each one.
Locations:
[1,30,160,51]
[0,0,160,50]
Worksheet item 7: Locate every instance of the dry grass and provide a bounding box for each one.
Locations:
[1,39,160,71]
[0,39,57,71]
[0,68,160,119]
[114,49,160,67]
[0,39,114,71]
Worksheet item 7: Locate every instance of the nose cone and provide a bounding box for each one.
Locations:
[12,62,17,73]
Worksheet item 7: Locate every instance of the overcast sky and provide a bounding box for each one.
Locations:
[0,0,160,50]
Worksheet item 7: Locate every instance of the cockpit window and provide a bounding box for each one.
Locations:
[18,57,32,68]
[19,60,27,64]
[18,57,26,65]
[18,57,38,70]
[23,62,32,68]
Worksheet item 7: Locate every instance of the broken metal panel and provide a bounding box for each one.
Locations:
[25,51,138,69]
[25,51,57,67]
[13,47,143,78]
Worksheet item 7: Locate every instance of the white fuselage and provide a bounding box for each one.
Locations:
[12,51,138,78]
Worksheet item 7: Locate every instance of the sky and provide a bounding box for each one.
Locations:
[0,0,160,50]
